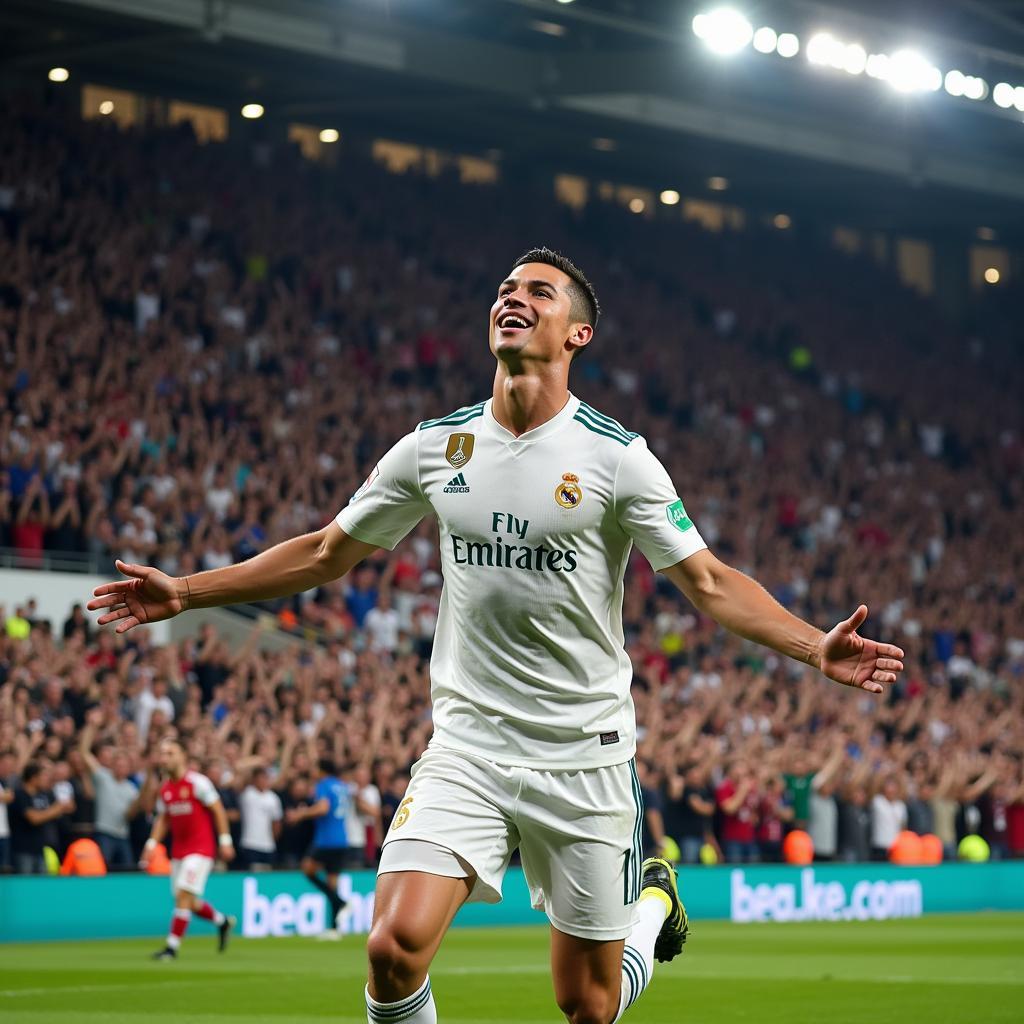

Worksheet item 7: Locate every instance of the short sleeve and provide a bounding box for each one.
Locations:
[614,438,707,571]
[155,794,166,814]
[191,772,219,807]
[271,793,283,820]
[336,431,430,550]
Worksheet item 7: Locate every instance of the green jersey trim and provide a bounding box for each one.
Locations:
[576,403,638,445]
[418,402,486,431]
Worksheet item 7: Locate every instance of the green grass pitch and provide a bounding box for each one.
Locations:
[3,914,1021,1023]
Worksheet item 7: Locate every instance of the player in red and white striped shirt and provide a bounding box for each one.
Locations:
[141,738,236,960]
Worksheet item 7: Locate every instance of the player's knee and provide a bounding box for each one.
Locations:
[557,989,619,1024]
[366,920,428,988]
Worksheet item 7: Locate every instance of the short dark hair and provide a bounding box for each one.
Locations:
[318,758,336,777]
[512,247,600,330]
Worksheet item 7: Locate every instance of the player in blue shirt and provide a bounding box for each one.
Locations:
[288,759,351,928]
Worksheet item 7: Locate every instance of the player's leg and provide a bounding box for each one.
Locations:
[365,868,471,1023]
[302,851,347,919]
[550,930,624,1024]
[365,747,521,1023]
[188,862,235,952]
[523,760,688,1023]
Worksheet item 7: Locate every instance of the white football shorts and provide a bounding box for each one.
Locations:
[378,745,644,941]
[171,853,214,897]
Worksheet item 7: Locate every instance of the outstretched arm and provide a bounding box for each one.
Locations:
[88,522,377,634]
[662,549,904,693]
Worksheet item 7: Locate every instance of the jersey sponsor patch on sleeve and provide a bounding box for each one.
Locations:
[350,465,380,504]
[666,499,693,532]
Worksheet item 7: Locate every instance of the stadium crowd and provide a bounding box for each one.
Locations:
[1,95,1023,873]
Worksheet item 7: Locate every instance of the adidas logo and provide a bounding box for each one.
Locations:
[443,473,470,494]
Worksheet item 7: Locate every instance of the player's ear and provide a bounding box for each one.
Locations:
[566,322,593,359]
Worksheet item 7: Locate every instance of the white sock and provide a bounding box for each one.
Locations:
[365,976,436,1024]
[614,895,668,1021]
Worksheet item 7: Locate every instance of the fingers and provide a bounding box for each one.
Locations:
[871,671,897,684]
[115,616,141,634]
[876,658,903,672]
[90,580,134,599]
[845,604,868,631]
[880,644,905,659]
[115,559,152,579]
[87,593,125,610]
[96,606,131,626]
[860,680,884,694]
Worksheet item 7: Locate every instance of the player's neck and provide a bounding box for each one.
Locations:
[491,365,570,437]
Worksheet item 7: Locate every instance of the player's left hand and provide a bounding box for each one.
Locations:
[219,842,236,864]
[817,605,904,694]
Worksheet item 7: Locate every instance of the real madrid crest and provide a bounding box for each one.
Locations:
[555,473,583,509]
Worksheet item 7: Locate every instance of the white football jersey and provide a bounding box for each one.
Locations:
[336,394,706,769]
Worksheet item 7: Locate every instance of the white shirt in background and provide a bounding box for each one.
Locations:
[239,785,283,853]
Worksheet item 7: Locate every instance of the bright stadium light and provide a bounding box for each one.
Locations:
[241,103,264,119]
[945,70,966,97]
[99,100,114,115]
[843,43,867,75]
[964,76,988,100]
[660,189,681,205]
[773,213,792,229]
[692,8,754,56]
[319,128,340,143]
[886,50,941,93]
[48,67,70,82]
[776,33,800,58]
[807,33,842,68]
[866,53,890,79]
[993,82,1015,108]
[753,27,778,54]
[628,197,646,214]
[984,267,1000,284]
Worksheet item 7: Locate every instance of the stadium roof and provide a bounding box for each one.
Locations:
[5,0,1024,238]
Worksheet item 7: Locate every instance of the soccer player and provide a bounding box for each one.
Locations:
[141,738,237,960]
[285,758,352,934]
[89,247,905,1023]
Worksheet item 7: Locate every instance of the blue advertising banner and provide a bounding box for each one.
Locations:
[1,863,1022,943]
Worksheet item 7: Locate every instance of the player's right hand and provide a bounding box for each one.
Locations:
[87,560,188,634]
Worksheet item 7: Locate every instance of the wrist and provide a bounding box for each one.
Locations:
[218,833,233,846]
[806,631,825,671]
[144,838,157,851]
[177,576,192,611]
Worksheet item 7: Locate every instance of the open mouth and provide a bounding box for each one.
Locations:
[496,311,532,333]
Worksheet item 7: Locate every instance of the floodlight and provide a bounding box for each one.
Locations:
[993,82,1015,108]
[693,8,754,56]
[964,77,988,100]
[944,70,966,97]
[807,33,841,68]
[776,33,800,58]
[843,44,867,76]
[99,100,114,115]
[628,197,646,214]
[48,67,70,82]
[984,267,1000,284]
[319,129,340,143]
[753,27,778,54]
[241,103,264,119]
[660,189,681,205]
[886,50,941,93]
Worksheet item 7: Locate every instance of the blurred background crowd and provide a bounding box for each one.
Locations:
[1,97,1022,873]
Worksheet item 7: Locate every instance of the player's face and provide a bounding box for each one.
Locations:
[158,742,184,776]
[489,263,588,364]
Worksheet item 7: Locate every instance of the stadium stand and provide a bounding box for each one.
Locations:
[1,94,1022,873]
